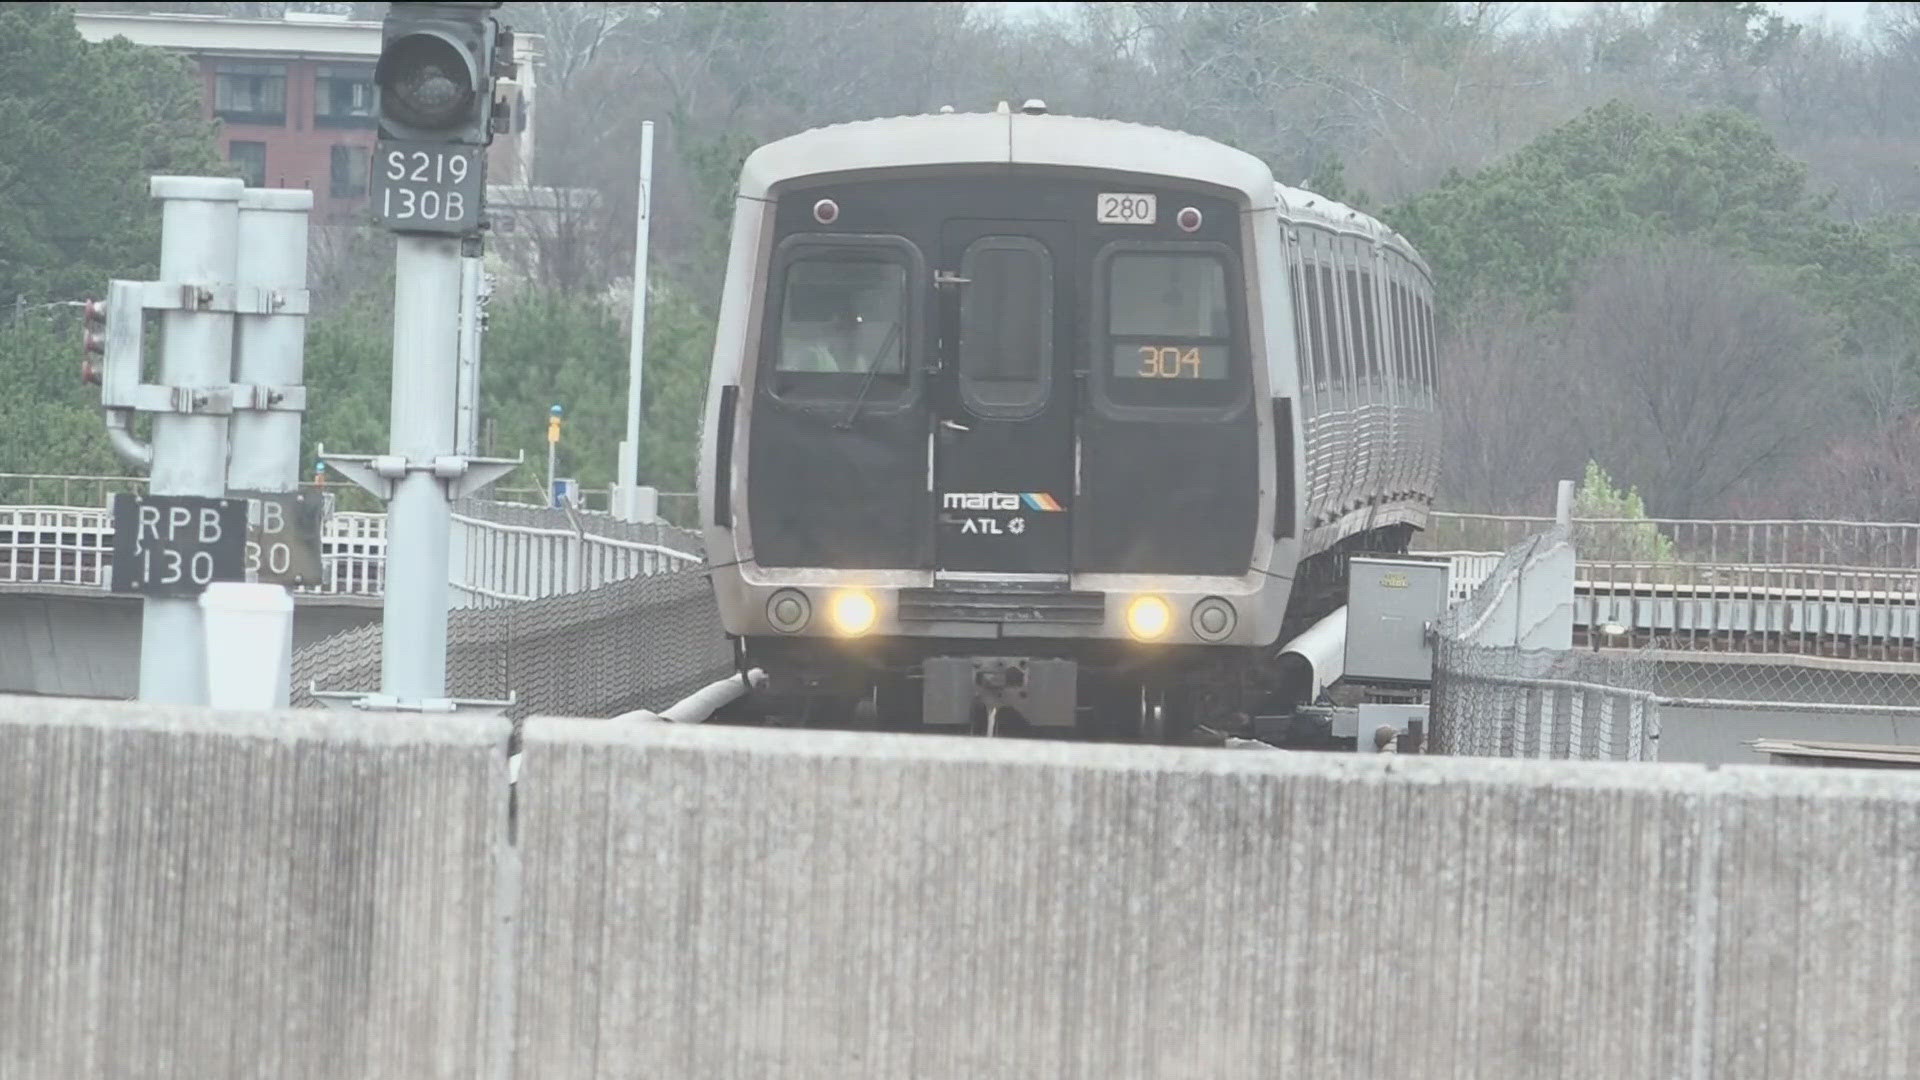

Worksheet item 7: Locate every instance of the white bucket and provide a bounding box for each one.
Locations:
[199,582,294,709]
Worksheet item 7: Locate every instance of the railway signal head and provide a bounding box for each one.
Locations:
[79,298,107,386]
[375,2,506,147]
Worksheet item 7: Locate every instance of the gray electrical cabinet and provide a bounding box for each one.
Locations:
[1344,556,1451,685]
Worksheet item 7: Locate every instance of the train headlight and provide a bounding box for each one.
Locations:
[829,590,877,637]
[1191,596,1237,641]
[767,589,811,633]
[1126,596,1172,641]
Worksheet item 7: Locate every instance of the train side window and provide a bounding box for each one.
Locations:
[1412,287,1427,397]
[1303,260,1328,392]
[1417,293,1436,404]
[958,236,1052,417]
[1318,264,1344,401]
[1344,267,1369,396]
[776,257,908,375]
[1391,280,1412,394]
[1356,269,1380,391]
[1286,243,1314,409]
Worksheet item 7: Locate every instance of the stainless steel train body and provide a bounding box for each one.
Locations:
[697,107,1438,736]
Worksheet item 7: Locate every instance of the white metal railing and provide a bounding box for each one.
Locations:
[0,503,699,600]
[1424,511,1920,569]
[0,473,702,524]
[448,511,701,606]
[0,507,114,588]
[0,505,389,594]
[1433,540,1920,657]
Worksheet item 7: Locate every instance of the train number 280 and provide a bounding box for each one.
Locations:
[1097,193,1158,224]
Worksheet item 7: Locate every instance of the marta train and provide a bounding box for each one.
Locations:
[696,102,1440,740]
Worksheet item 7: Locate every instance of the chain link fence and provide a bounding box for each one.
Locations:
[290,565,734,721]
[1431,525,1920,763]
[291,501,734,721]
[1430,636,1661,759]
[1632,645,1920,710]
[1429,524,1663,760]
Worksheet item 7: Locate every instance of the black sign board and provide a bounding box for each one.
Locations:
[372,140,485,236]
[109,494,248,597]
[234,490,325,588]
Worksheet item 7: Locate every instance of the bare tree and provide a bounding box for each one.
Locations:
[1434,298,1577,512]
[1564,239,1835,516]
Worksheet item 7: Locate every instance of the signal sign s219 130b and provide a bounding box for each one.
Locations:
[372,140,485,236]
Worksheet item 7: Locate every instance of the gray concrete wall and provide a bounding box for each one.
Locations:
[515,722,1919,1079]
[0,696,512,1080]
[4,696,1916,1078]
[0,591,379,698]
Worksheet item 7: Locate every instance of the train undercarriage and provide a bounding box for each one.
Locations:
[714,523,1421,747]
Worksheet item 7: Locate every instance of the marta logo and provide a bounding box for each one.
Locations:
[942,492,1064,512]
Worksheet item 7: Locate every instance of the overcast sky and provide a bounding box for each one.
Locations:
[995,2,1885,36]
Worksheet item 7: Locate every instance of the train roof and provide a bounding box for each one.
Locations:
[1274,183,1431,277]
[737,105,1277,210]
[735,105,1430,278]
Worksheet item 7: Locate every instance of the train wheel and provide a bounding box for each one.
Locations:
[1139,686,1168,743]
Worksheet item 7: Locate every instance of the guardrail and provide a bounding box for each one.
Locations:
[0,502,702,600]
[0,473,701,525]
[449,509,701,606]
[1425,511,1920,569]
[0,505,388,594]
[1430,524,1920,659]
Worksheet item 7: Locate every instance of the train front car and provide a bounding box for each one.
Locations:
[699,108,1303,739]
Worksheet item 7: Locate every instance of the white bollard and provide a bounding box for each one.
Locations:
[199,582,294,709]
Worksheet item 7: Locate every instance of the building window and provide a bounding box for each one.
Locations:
[315,65,376,127]
[230,141,266,187]
[212,62,287,125]
[330,145,369,198]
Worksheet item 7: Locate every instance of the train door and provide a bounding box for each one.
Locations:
[932,219,1075,579]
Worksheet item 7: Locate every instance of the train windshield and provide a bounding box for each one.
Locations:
[776,257,908,376]
[1099,248,1241,410]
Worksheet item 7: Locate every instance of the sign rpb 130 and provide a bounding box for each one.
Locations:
[109,494,248,597]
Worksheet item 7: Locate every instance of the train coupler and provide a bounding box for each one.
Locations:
[922,656,1077,730]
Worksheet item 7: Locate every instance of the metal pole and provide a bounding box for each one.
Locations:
[380,234,463,702]
[140,176,243,705]
[616,119,655,522]
[546,406,559,507]
[230,189,312,498]
[226,187,311,708]
[455,255,485,456]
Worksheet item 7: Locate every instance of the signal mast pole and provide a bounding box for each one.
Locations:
[318,0,518,711]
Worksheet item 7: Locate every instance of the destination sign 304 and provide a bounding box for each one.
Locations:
[372,140,485,235]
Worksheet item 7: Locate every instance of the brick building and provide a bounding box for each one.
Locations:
[75,9,537,226]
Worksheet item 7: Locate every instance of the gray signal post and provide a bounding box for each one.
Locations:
[144,179,241,703]
[321,0,517,711]
[88,178,316,706]
[229,188,323,592]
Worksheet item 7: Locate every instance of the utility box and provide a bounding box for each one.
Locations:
[1345,556,1450,685]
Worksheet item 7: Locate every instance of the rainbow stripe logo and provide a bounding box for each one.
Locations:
[1020,493,1064,512]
